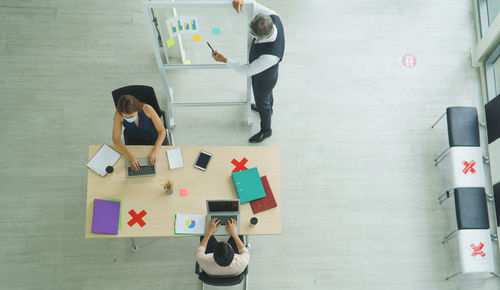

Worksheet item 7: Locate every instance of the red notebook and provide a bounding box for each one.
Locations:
[250,176,277,214]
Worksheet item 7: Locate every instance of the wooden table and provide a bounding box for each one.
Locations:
[85,145,281,238]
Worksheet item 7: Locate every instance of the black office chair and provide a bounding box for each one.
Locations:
[195,235,249,289]
[195,264,248,289]
[111,85,172,145]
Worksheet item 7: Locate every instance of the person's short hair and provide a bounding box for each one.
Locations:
[250,13,274,38]
[213,242,234,267]
[117,95,144,114]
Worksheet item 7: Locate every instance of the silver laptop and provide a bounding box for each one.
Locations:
[206,199,240,235]
[125,158,156,178]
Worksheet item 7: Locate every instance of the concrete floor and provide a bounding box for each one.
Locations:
[1,0,499,289]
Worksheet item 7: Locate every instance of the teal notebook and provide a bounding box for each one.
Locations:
[232,167,266,204]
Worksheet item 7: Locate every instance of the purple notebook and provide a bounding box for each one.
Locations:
[92,199,121,235]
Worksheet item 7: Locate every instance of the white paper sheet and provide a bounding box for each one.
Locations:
[175,214,206,235]
[167,148,184,170]
[87,144,121,177]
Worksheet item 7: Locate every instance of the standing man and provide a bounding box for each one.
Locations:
[212,0,285,143]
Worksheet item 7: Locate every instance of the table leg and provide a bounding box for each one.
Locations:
[131,238,138,251]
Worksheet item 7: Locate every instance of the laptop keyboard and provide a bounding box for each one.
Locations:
[212,215,237,225]
[128,165,156,177]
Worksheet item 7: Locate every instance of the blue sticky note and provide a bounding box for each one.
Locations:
[212,28,221,35]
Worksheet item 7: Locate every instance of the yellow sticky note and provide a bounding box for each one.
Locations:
[167,38,175,48]
[192,35,201,42]
[184,59,192,65]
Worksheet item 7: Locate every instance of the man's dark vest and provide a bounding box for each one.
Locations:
[249,15,285,80]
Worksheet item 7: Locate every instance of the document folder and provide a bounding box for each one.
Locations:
[91,199,121,235]
[250,176,277,214]
[232,167,266,204]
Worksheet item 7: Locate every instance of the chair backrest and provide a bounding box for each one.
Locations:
[485,94,500,144]
[197,266,248,286]
[453,187,489,230]
[111,85,163,118]
[445,107,479,147]
[494,183,500,225]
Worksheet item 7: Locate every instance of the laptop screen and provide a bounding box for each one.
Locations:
[208,200,239,212]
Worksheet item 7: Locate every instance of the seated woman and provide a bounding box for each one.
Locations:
[112,94,166,171]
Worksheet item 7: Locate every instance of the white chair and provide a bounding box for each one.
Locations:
[446,229,495,280]
[438,147,485,203]
[440,188,499,280]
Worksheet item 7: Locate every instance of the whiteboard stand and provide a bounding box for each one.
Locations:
[142,0,255,129]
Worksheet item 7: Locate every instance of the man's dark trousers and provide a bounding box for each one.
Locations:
[252,64,278,131]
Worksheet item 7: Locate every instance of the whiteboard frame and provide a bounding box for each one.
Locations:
[142,0,255,128]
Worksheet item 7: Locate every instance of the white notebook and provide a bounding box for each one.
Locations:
[87,144,121,177]
[167,148,184,170]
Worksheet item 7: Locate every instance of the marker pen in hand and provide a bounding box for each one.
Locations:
[207,42,215,53]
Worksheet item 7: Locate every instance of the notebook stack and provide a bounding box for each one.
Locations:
[250,176,277,214]
[91,199,121,235]
[231,167,277,213]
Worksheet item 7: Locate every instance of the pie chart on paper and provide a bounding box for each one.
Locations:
[175,214,205,235]
[185,219,196,229]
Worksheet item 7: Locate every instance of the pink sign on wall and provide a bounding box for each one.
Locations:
[402,54,416,68]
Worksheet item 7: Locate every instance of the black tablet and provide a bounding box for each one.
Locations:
[194,150,213,171]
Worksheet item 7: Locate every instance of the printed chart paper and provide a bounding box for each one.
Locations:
[175,214,205,235]
[166,16,199,38]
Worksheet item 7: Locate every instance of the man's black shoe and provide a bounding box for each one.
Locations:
[249,129,272,143]
[250,103,273,115]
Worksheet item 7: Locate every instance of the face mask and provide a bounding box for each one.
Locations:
[123,114,138,123]
[249,32,258,39]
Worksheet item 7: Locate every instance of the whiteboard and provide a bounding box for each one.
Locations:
[155,5,249,65]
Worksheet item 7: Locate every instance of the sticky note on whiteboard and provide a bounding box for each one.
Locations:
[167,38,175,48]
[192,35,201,42]
[212,28,221,34]
[180,189,188,197]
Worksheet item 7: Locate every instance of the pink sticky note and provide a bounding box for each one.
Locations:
[180,189,188,197]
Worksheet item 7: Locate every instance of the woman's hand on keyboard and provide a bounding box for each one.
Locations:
[148,148,159,165]
[130,156,141,171]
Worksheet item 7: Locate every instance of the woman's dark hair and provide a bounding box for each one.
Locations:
[213,242,234,267]
[117,95,144,114]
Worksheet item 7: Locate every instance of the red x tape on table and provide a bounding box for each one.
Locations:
[231,157,248,173]
[128,209,147,227]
